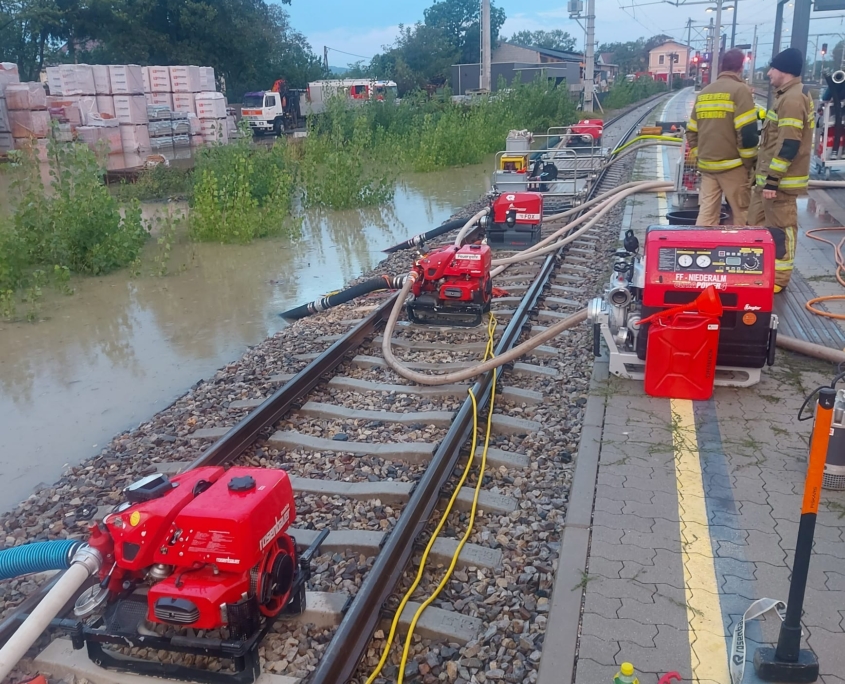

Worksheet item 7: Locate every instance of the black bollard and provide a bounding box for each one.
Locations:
[754,386,836,683]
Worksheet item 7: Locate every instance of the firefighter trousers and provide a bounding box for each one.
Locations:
[695,166,751,226]
[747,186,798,290]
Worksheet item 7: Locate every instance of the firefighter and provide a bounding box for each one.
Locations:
[687,49,759,226]
[747,48,813,293]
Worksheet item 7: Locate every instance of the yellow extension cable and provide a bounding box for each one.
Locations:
[612,134,682,155]
[365,314,499,684]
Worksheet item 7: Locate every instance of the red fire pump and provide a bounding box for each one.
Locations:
[588,226,779,389]
[568,119,604,145]
[482,192,544,249]
[56,467,327,683]
[407,242,492,326]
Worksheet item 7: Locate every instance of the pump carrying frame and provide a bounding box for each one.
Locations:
[589,299,778,388]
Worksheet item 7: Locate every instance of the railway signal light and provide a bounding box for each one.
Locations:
[822,43,829,56]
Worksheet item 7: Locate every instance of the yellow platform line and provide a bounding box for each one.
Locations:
[652,148,728,681]
[671,399,729,683]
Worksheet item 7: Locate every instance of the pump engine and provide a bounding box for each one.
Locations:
[588,226,779,387]
[59,467,326,683]
[407,243,492,327]
[482,192,544,249]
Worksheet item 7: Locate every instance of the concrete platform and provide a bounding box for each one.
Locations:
[539,89,845,684]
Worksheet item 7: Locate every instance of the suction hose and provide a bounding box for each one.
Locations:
[281,275,407,320]
[777,334,845,364]
[382,272,588,385]
[0,545,102,681]
[383,218,467,254]
[0,540,83,581]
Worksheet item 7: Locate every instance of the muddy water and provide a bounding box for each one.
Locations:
[0,162,492,513]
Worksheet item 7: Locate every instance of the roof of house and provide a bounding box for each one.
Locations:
[502,42,587,62]
[648,40,692,52]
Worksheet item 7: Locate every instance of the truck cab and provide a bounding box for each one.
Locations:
[241,90,302,136]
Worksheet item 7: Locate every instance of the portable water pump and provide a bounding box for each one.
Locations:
[588,225,779,388]
[406,242,493,327]
[481,192,544,249]
[54,467,327,684]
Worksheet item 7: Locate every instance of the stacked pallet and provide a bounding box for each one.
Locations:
[143,66,228,146]
[3,62,229,168]
[0,63,21,154]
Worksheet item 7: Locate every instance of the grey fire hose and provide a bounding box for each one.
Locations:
[0,545,102,681]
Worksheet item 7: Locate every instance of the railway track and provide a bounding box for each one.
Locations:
[0,93,667,684]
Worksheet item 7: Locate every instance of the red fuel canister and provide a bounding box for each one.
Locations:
[644,313,721,400]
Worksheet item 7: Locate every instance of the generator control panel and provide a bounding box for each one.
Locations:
[657,246,764,274]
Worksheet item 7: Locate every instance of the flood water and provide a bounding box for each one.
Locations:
[0,162,492,513]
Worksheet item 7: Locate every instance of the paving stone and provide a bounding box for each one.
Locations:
[591,525,624,545]
[587,577,658,604]
[587,555,623,579]
[576,635,620,666]
[802,589,845,632]
[574,658,620,684]
[596,482,656,505]
[582,593,623,620]
[621,530,680,553]
[590,539,658,566]
[593,496,625,515]
[808,627,845,675]
[619,557,684,589]
[593,509,654,534]
[581,613,657,648]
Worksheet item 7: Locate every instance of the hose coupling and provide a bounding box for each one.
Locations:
[70,545,103,576]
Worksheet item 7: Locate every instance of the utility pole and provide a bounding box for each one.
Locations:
[669,52,675,90]
[584,0,596,112]
[791,0,812,76]
[713,0,723,78]
[323,46,329,72]
[768,0,788,111]
[480,0,491,92]
[731,0,739,48]
[749,24,758,86]
[686,18,694,76]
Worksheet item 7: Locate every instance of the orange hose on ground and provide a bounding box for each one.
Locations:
[804,226,845,320]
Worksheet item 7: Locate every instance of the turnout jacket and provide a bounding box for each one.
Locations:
[687,72,759,172]
[756,76,814,196]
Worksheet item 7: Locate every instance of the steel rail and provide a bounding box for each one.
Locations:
[0,296,398,644]
[308,93,668,684]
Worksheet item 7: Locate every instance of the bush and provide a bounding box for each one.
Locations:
[8,140,148,277]
[189,138,299,243]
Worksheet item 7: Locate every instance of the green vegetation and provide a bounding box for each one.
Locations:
[603,76,668,110]
[0,139,148,319]
[190,140,298,242]
[0,0,322,99]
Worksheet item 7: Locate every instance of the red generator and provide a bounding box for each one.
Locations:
[636,226,778,370]
[485,192,544,249]
[407,242,493,326]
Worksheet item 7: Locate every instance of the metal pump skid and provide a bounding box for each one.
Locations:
[55,467,327,683]
[588,226,779,387]
[407,243,493,327]
[482,192,544,248]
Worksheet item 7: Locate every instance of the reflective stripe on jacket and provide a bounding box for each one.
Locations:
[686,72,759,173]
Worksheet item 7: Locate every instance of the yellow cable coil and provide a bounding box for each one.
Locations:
[366,314,500,684]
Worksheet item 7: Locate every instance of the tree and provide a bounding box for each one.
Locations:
[423,0,505,65]
[0,0,322,98]
[507,29,576,53]
[368,22,459,93]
